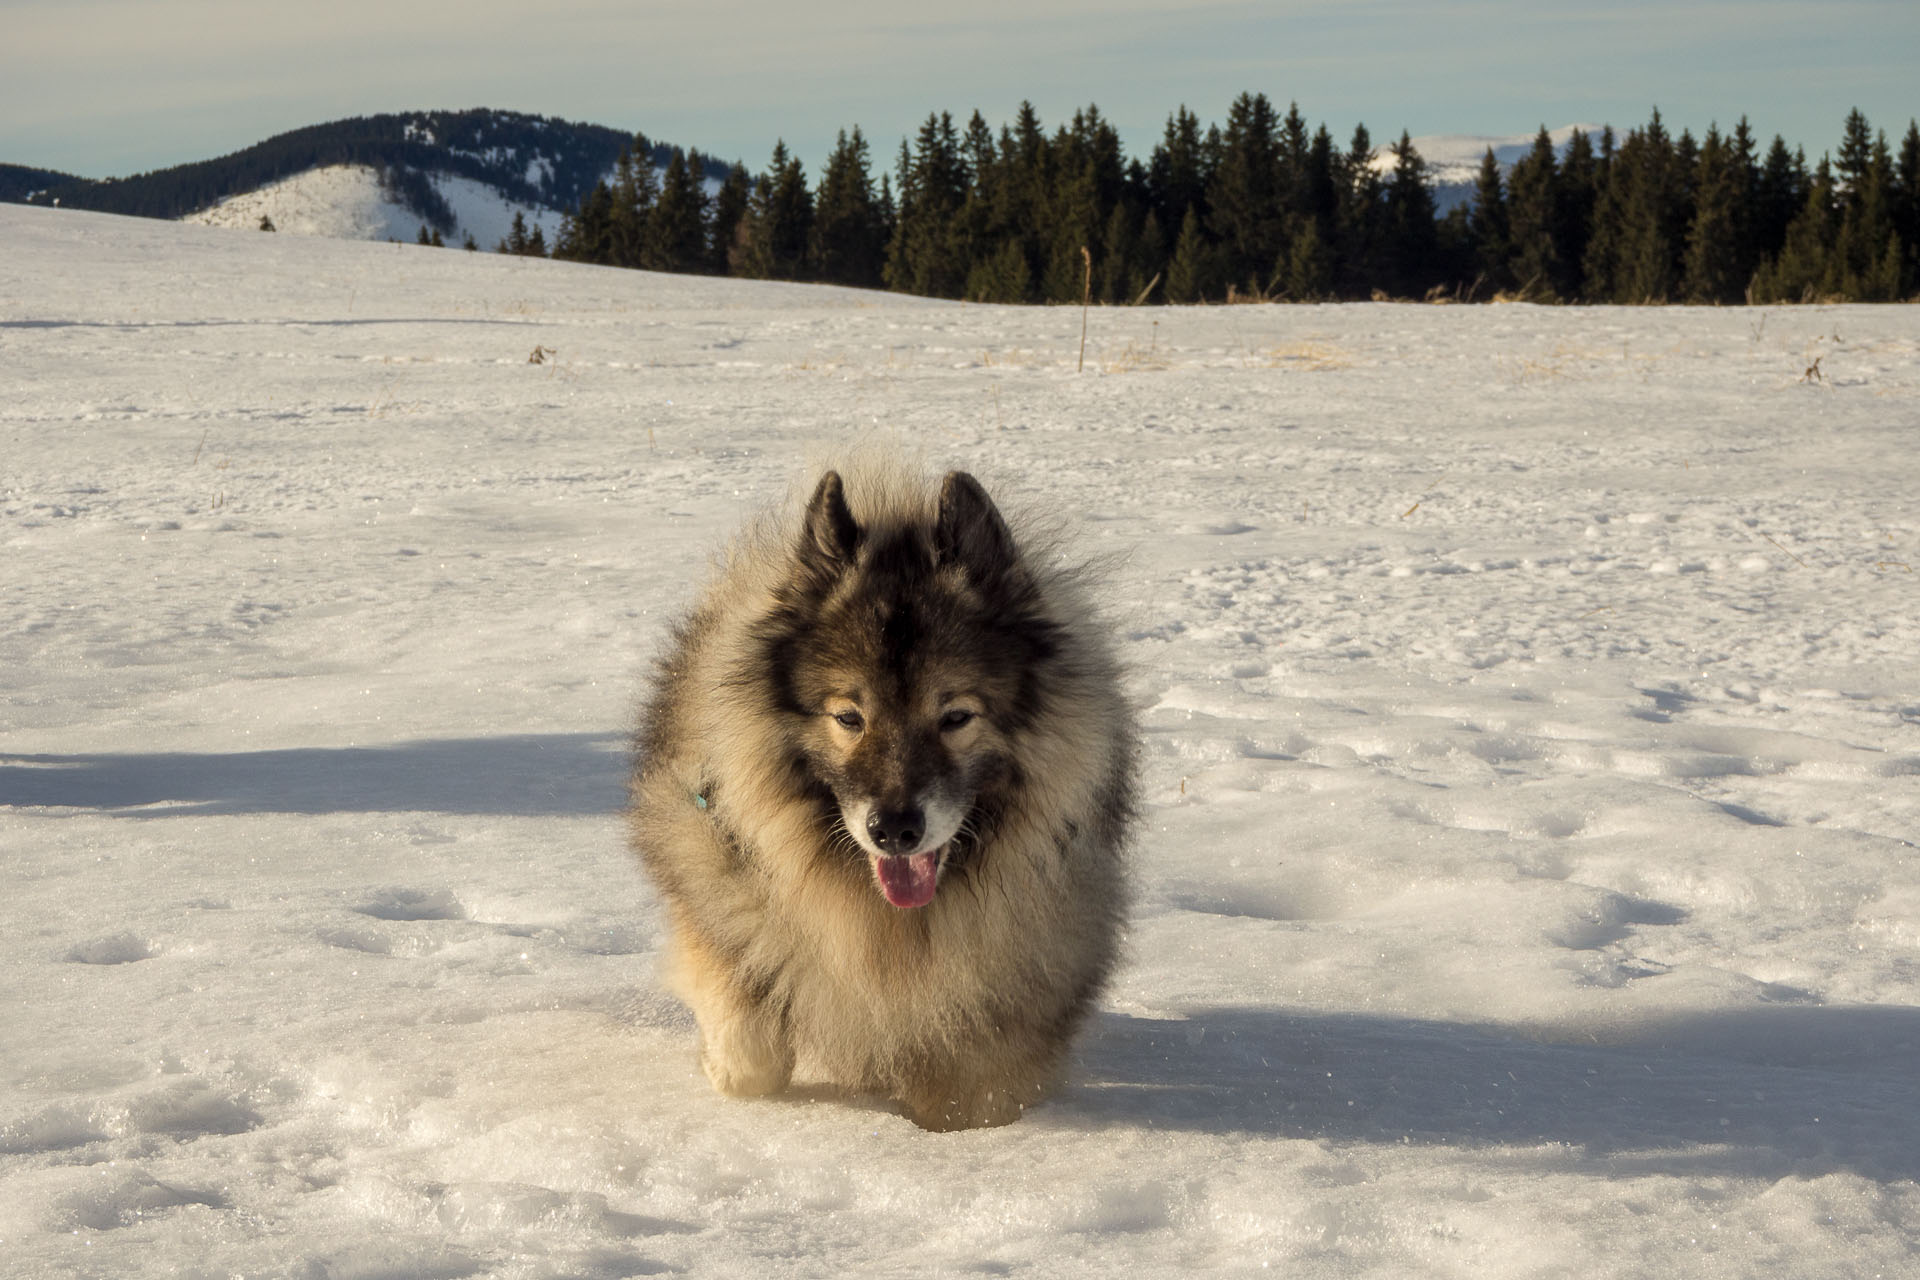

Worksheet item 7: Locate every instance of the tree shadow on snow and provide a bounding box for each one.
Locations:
[1066,1004,1920,1182]
[0,733,627,817]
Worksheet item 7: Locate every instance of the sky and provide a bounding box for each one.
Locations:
[3,0,1917,180]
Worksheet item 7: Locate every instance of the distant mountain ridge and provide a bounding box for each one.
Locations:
[1,109,727,233]
[1371,124,1605,213]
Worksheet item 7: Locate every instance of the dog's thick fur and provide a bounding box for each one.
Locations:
[629,463,1134,1130]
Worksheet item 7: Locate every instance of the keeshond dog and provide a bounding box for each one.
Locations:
[630,464,1134,1130]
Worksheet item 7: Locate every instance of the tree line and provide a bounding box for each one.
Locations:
[539,97,1920,304]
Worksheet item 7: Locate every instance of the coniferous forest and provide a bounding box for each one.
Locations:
[550,96,1920,304]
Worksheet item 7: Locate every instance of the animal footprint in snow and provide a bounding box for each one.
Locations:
[351,887,468,921]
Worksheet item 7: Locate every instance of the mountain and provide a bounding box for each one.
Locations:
[1371,125,1604,212]
[0,162,84,203]
[3,109,729,247]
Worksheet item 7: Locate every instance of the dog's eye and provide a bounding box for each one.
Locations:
[939,709,976,731]
[832,710,865,732]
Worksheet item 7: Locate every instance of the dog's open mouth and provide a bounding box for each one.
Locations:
[872,845,946,909]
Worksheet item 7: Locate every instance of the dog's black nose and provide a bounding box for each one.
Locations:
[867,806,925,852]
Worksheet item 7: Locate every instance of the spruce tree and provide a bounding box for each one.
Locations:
[964,238,1031,303]
[1831,112,1900,299]
[1728,118,1763,289]
[1381,131,1438,297]
[554,181,614,265]
[709,162,752,276]
[1468,148,1511,295]
[885,112,968,298]
[1682,125,1742,303]
[1553,128,1598,299]
[644,148,707,273]
[1148,106,1210,237]
[1284,219,1333,300]
[611,137,660,269]
[1618,111,1685,302]
[740,141,814,281]
[1335,124,1383,298]
[1753,138,1808,268]
[1506,127,1560,299]
[1752,159,1838,302]
[806,131,879,285]
[1897,121,1920,294]
[1208,92,1285,295]
[1166,206,1213,303]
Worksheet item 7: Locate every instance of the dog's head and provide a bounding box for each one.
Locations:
[762,470,1058,909]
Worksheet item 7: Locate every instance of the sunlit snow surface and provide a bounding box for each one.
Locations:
[3,205,1918,1278]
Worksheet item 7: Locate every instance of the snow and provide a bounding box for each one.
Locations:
[4,202,1919,1277]
[182,163,565,250]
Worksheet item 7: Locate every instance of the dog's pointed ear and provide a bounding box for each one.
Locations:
[798,470,860,580]
[935,471,1017,586]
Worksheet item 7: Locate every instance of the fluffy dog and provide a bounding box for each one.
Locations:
[630,464,1133,1129]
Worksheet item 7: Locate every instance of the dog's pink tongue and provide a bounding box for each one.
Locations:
[875,850,939,909]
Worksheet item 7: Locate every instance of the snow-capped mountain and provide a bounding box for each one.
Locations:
[181,164,569,250]
[5,109,727,248]
[1371,124,1605,211]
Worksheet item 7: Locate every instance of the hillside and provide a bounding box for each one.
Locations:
[2,108,727,236]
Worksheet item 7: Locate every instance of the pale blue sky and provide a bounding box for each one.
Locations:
[4,0,1916,179]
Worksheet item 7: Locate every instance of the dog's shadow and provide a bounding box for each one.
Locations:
[0,734,627,817]
[1059,1004,1920,1181]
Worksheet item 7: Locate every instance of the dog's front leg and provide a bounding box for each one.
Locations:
[673,934,793,1097]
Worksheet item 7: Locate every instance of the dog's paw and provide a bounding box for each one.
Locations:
[903,1085,1025,1132]
[697,1021,793,1098]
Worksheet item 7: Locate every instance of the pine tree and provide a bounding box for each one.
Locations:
[525,223,547,257]
[1468,148,1511,295]
[1506,127,1560,300]
[505,210,529,255]
[430,228,444,248]
[417,224,432,245]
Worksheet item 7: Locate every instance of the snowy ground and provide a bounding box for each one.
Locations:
[3,203,1917,1278]
[183,164,566,251]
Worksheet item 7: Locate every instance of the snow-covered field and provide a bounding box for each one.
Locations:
[3,203,1917,1278]
[183,164,566,251]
